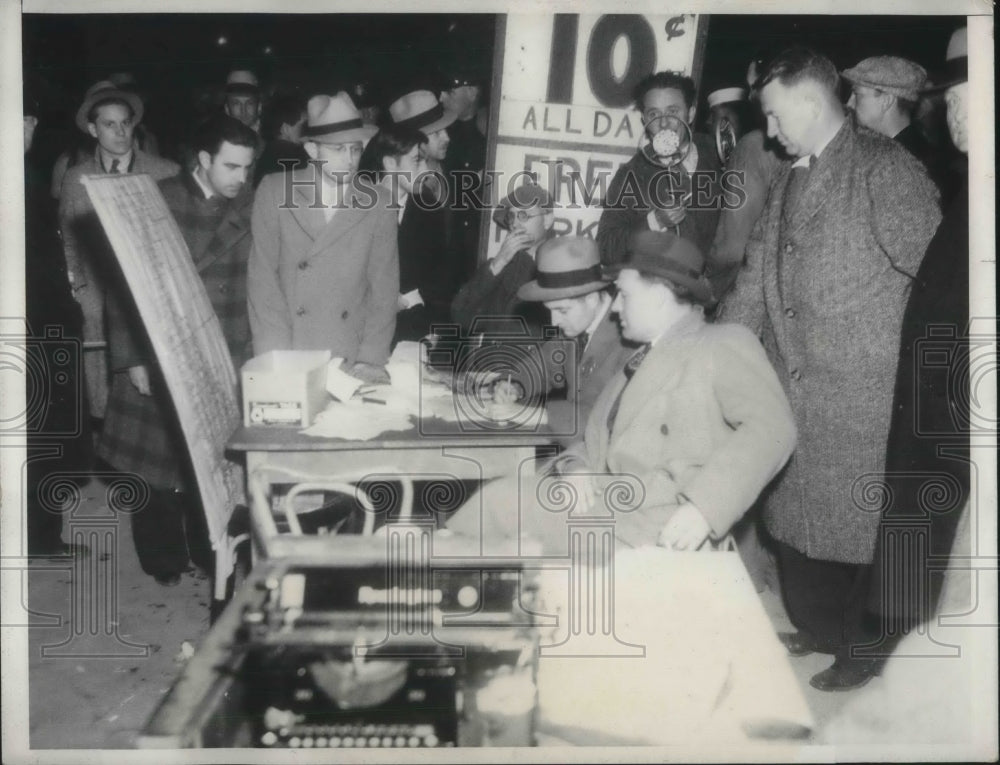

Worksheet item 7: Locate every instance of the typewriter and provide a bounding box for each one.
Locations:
[140,533,540,749]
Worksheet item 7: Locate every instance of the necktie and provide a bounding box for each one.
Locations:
[575,331,590,361]
[782,155,814,223]
[606,343,651,432]
[109,159,120,174]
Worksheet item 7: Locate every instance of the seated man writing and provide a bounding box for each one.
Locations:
[446,230,796,553]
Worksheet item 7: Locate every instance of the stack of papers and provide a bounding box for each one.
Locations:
[302,401,414,440]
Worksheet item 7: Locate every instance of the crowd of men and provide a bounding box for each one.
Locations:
[23,27,971,696]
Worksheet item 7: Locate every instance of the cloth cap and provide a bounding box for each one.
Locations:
[842,56,927,101]
[388,90,457,135]
[303,92,378,144]
[492,182,554,230]
[621,230,714,306]
[707,87,747,108]
[518,236,609,301]
[75,80,144,134]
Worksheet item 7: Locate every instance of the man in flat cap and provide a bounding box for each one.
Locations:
[843,56,936,171]
[494,236,637,443]
[446,230,796,556]
[59,80,179,423]
[450,182,552,336]
[248,92,398,384]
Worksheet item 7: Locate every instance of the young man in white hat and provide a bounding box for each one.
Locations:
[248,92,399,384]
[705,85,750,160]
[59,80,179,422]
[497,236,636,443]
[385,90,459,343]
[445,230,795,556]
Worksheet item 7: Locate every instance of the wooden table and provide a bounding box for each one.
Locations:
[227,415,557,551]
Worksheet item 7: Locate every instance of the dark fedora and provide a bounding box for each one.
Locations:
[623,230,714,306]
[75,80,144,134]
[518,236,609,302]
[924,27,967,93]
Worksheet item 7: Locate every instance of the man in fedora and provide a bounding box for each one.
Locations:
[865,25,971,665]
[450,181,553,336]
[497,236,636,443]
[59,79,179,423]
[720,47,941,691]
[445,230,796,555]
[248,92,399,384]
[386,90,459,343]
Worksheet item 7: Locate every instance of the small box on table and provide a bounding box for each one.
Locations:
[242,350,330,427]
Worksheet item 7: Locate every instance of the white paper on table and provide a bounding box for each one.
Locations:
[302,400,414,440]
[399,289,424,309]
[325,357,363,402]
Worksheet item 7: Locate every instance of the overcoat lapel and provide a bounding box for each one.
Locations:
[784,118,851,236]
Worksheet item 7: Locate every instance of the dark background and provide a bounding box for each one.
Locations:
[23,13,963,175]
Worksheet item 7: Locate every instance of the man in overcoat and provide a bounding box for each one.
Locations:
[247,92,399,383]
[720,47,942,690]
[446,231,796,556]
[97,115,257,585]
[60,80,179,421]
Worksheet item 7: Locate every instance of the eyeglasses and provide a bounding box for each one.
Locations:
[506,208,548,225]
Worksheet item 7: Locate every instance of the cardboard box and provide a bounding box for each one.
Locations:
[242,350,331,427]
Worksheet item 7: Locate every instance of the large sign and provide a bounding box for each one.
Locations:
[485,13,707,259]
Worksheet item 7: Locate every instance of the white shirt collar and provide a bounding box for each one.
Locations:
[98,147,132,173]
[191,169,215,200]
[582,292,612,345]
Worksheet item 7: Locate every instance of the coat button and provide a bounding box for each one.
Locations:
[785,307,795,318]
[298,261,309,270]
[660,424,670,436]
[341,310,349,320]
[218,284,227,293]
[784,243,793,253]
[790,368,801,381]
[296,307,307,317]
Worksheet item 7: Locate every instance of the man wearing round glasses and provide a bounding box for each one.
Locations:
[597,71,722,270]
[450,182,553,335]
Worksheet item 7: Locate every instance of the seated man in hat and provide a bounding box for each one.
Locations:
[492,236,637,445]
[60,80,180,422]
[248,92,399,384]
[450,182,553,337]
[445,231,796,555]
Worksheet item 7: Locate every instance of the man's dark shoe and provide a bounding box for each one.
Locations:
[809,656,885,692]
[154,573,182,587]
[777,631,818,657]
[30,542,90,559]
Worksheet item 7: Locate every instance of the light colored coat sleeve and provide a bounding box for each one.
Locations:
[247,177,292,354]
[58,169,86,288]
[356,201,400,366]
[680,326,797,537]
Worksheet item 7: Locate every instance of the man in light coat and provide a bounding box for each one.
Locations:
[446,231,796,556]
[248,92,399,383]
[60,80,179,420]
[720,47,941,691]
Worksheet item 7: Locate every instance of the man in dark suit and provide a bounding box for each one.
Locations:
[97,115,256,586]
[721,47,941,691]
[494,236,637,444]
[597,71,722,268]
